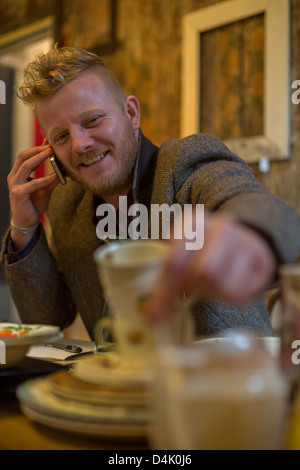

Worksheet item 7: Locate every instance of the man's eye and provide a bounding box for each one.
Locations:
[56,133,68,142]
[86,116,101,126]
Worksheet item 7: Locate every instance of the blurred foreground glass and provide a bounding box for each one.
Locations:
[94,239,193,368]
[149,333,288,450]
[279,265,300,390]
[279,265,300,449]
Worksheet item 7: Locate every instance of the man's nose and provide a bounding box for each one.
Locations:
[71,128,94,154]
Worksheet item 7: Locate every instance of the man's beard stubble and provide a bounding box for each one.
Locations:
[67,125,139,199]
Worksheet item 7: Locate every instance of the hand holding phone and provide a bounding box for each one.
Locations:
[49,154,67,185]
[8,144,61,250]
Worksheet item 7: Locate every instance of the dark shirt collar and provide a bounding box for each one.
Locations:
[132,130,159,208]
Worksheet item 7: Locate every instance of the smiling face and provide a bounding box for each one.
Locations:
[36,70,140,200]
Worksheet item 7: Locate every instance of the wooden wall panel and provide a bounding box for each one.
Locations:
[200,14,264,141]
[0,0,299,213]
[0,0,52,36]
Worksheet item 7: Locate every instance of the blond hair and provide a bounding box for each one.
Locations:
[17,44,126,109]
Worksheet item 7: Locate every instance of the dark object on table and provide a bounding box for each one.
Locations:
[0,357,67,395]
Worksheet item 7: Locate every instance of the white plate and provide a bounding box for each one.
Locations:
[17,377,149,424]
[20,404,147,440]
[194,336,281,359]
[50,370,150,407]
[73,353,155,389]
[17,377,149,439]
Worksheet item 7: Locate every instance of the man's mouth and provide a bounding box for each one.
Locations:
[79,150,109,167]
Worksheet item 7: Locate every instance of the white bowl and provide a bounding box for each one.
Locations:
[0,323,63,369]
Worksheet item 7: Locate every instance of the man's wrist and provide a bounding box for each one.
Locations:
[11,220,40,235]
[8,225,40,260]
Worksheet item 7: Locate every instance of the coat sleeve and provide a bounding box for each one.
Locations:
[154,133,300,265]
[0,225,77,328]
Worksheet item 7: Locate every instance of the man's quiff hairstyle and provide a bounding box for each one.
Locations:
[17,44,126,109]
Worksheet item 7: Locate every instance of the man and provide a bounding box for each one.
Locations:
[1,45,300,340]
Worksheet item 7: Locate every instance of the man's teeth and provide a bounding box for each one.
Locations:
[81,151,108,167]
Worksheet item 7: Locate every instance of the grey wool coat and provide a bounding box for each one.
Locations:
[2,132,300,340]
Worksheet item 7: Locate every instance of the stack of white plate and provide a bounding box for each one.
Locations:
[17,352,154,440]
[17,336,280,440]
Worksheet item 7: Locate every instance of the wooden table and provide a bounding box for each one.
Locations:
[0,358,148,450]
[0,396,148,450]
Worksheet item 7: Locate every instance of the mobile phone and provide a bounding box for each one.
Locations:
[49,154,67,185]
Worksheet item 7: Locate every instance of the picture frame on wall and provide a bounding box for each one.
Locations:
[181,0,291,164]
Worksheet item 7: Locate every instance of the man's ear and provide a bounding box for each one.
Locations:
[125,95,140,130]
